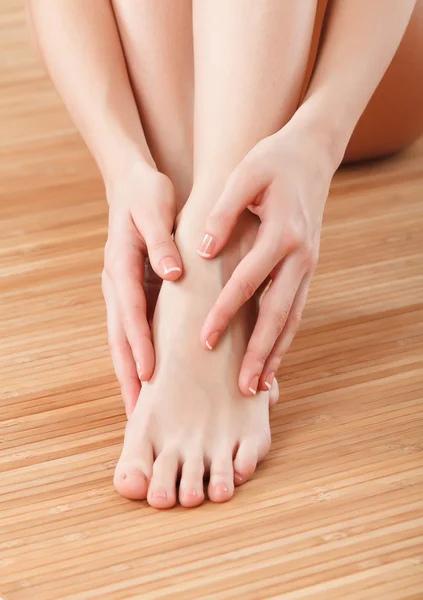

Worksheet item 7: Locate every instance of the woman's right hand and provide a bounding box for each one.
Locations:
[101,162,183,417]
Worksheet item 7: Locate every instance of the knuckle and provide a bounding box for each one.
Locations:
[148,236,170,255]
[291,312,303,333]
[283,225,305,252]
[273,308,289,336]
[103,241,122,277]
[235,275,257,303]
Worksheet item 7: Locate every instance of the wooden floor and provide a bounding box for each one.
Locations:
[1,2,423,599]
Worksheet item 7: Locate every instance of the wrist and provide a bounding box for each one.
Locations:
[104,154,158,202]
[286,95,353,174]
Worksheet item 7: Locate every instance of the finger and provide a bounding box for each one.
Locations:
[197,155,270,259]
[200,226,284,351]
[132,188,183,282]
[238,255,304,396]
[259,274,312,391]
[104,237,155,382]
[142,226,183,282]
[102,270,140,418]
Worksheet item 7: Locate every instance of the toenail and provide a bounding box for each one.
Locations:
[234,472,243,484]
[215,483,229,495]
[184,488,197,498]
[248,375,259,395]
[264,371,275,390]
[197,233,216,258]
[205,331,220,351]
[151,490,167,499]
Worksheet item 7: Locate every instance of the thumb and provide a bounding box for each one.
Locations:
[143,224,183,281]
[197,157,267,259]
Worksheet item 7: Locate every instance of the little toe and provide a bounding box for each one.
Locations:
[114,442,153,500]
[208,454,234,503]
[147,452,179,509]
[233,439,259,486]
[179,457,205,508]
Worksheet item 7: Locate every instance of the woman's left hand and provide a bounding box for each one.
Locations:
[197,123,336,396]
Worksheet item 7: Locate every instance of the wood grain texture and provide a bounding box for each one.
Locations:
[1,1,423,599]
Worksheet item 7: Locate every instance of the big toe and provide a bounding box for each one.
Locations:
[114,462,150,500]
[114,418,153,500]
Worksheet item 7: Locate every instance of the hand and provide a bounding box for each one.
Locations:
[102,162,182,417]
[197,124,335,396]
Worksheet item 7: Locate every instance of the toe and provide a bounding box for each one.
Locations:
[179,456,205,508]
[114,420,153,500]
[147,452,179,509]
[233,439,259,486]
[208,453,234,503]
[269,378,279,408]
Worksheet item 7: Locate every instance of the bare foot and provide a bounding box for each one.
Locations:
[114,208,276,508]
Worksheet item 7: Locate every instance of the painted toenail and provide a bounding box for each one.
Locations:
[205,331,220,351]
[215,483,229,495]
[151,490,167,499]
[160,257,182,276]
[264,371,275,390]
[234,472,243,484]
[248,375,259,395]
[197,233,215,258]
[136,362,142,380]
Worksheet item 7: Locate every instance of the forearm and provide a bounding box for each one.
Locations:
[290,0,416,169]
[28,0,155,185]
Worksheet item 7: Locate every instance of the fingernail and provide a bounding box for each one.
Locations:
[197,233,215,258]
[151,489,167,499]
[160,257,182,276]
[205,331,220,350]
[248,375,259,396]
[234,472,244,484]
[136,362,142,380]
[264,371,275,390]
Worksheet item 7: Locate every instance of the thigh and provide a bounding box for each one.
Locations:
[302,0,423,162]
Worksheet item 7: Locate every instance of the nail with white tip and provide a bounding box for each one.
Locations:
[264,372,275,391]
[160,257,182,277]
[136,362,142,380]
[197,233,215,258]
[248,375,259,396]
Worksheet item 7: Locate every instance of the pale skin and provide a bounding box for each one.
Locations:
[29,0,416,508]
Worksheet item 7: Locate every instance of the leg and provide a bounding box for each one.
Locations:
[115,0,317,508]
[111,0,194,207]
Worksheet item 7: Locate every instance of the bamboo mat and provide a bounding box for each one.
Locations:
[1,1,422,598]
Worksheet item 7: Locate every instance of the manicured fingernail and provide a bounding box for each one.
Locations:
[160,257,182,276]
[234,472,244,484]
[248,375,259,396]
[205,331,220,350]
[151,489,167,499]
[136,362,142,380]
[197,233,215,258]
[264,371,275,390]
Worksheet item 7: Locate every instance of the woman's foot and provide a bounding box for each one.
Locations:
[114,208,276,508]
